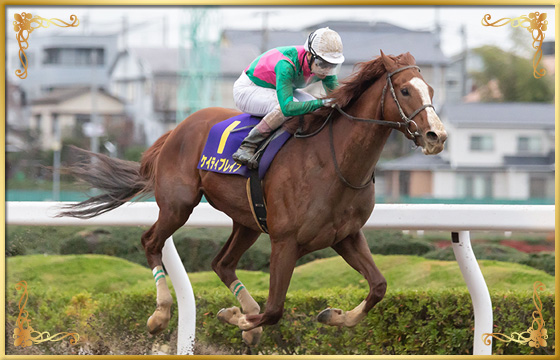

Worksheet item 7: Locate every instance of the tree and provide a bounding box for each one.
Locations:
[470,44,554,103]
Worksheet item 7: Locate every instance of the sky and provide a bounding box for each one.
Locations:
[6,5,556,58]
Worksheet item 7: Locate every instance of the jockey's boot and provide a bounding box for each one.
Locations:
[232,127,268,168]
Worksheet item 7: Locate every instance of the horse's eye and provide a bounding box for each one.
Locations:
[401,88,410,96]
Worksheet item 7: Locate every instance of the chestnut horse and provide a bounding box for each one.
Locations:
[59,51,447,346]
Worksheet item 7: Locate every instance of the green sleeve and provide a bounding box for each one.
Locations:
[275,61,324,117]
[322,75,339,94]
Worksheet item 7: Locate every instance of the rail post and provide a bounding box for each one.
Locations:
[162,237,196,355]
[451,231,493,355]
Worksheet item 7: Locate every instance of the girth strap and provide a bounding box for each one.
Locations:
[246,169,269,233]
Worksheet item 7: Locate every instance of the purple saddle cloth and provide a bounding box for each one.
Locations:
[197,113,292,179]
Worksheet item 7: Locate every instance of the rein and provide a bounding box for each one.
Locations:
[295,64,435,190]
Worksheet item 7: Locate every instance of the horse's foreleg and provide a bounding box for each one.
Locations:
[318,230,387,327]
[239,239,299,331]
[213,222,263,346]
[142,205,194,335]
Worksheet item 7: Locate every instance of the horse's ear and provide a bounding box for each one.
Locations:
[379,50,397,72]
[403,52,416,65]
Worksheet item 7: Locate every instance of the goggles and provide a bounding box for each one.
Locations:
[311,56,341,76]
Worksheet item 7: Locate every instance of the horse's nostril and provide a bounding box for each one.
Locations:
[426,131,438,142]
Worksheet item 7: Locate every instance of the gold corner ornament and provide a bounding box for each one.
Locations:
[13,281,80,348]
[13,12,79,79]
[481,12,547,79]
[482,281,548,348]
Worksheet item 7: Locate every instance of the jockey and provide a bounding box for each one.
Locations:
[232,27,345,168]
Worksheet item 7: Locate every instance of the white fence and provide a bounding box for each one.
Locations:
[6,202,555,355]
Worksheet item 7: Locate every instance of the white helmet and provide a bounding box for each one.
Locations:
[304,27,345,65]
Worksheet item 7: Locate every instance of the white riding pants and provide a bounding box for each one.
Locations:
[233,71,316,117]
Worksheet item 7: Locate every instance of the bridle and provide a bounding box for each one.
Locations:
[336,65,435,143]
[294,64,435,190]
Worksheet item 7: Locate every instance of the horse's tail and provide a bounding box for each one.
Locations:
[58,131,172,219]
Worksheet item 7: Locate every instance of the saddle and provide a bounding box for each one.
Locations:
[198,113,292,233]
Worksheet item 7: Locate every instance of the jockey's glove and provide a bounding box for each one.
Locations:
[322,98,336,107]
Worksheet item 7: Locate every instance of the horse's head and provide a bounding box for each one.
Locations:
[379,51,447,155]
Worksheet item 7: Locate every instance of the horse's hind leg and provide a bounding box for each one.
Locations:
[143,196,200,335]
[318,230,387,327]
[212,222,263,346]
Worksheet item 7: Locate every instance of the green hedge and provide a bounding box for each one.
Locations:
[9,225,431,272]
[196,288,555,355]
[6,287,554,355]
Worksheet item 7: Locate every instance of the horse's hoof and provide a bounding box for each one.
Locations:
[242,327,263,347]
[147,315,168,335]
[217,306,242,325]
[317,308,344,326]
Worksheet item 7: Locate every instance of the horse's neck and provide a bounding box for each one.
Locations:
[333,78,393,186]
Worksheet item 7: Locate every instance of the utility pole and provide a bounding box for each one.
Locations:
[460,24,468,98]
[261,11,269,53]
[256,11,277,53]
[122,15,128,49]
[163,15,168,47]
[433,7,443,106]
[52,113,60,201]
[88,50,101,159]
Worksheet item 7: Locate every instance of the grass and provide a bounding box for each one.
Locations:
[7,254,154,294]
[7,253,554,296]
[289,255,555,293]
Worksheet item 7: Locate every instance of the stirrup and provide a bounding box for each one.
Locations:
[247,155,259,170]
[232,148,254,166]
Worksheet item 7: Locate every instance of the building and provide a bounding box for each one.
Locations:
[109,47,179,144]
[13,34,119,101]
[379,102,555,204]
[29,87,126,151]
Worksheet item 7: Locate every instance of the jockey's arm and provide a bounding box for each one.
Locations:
[275,61,324,117]
[322,75,339,94]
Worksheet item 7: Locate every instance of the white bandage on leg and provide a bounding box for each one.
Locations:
[153,266,166,285]
[229,280,260,315]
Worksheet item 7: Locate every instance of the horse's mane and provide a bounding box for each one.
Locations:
[284,52,416,134]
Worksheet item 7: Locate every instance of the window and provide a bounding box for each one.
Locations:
[399,171,410,197]
[529,176,553,199]
[43,48,61,64]
[470,135,493,151]
[457,174,493,199]
[518,136,542,153]
[43,48,104,66]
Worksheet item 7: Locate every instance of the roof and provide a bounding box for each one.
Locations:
[130,47,179,74]
[31,86,124,105]
[223,21,447,66]
[111,45,258,78]
[110,20,446,80]
[222,29,305,51]
[504,152,555,167]
[378,149,450,171]
[441,102,555,129]
[341,31,446,65]
[307,20,414,34]
[378,148,555,173]
[220,44,261,76]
